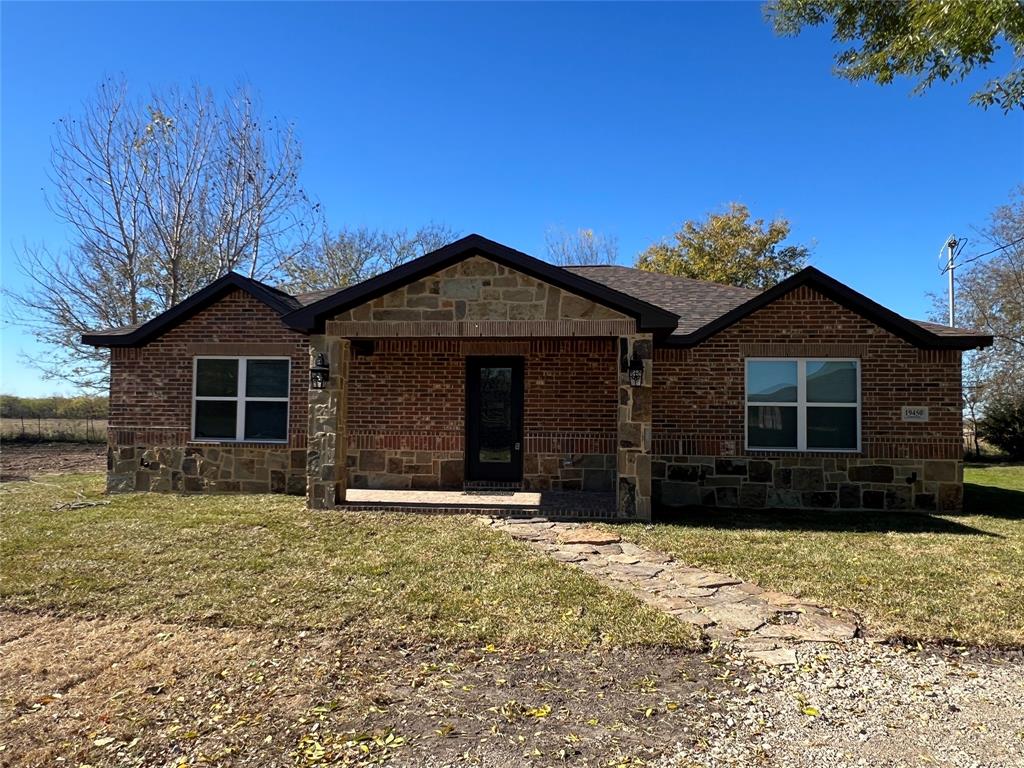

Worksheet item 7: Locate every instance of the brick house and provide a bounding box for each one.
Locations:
[83,234,991,519]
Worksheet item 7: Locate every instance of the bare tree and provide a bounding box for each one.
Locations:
[931,187,1024,451]
[544,227,619,266]
[9,77,322,392]
[284,224,458,292]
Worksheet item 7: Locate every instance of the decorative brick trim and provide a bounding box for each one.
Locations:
[349,430,464,451]
[331,319,637,338]
[917,349,958,364]
[738,343,868,357]
[461,340,531,355]
[524,431,617,454]
[188,342,297,355]
[108,426,307,450]
[652,434,961,461]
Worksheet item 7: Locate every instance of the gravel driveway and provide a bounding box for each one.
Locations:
[661,640,1024,767]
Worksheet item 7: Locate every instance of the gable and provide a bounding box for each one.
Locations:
[332,255,630,328]
[283,234,680,334]
[666,266,991,351]
[82,272,300,348]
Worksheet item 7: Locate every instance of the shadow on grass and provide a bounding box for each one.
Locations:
[961,482,1024,520]
[650,505,999,536]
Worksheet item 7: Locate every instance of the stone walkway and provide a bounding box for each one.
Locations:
[482,517,861,666]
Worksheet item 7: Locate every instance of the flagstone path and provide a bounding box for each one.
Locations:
[481,517,861,666]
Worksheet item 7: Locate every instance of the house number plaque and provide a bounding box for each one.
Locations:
[901,406,929,422]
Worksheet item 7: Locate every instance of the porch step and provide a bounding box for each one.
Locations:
[462,481,524,494]
[337,489,617,520]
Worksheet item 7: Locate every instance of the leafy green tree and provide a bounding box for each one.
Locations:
[636,203,809,289]
[767,0,1024,111]
[977,394,1024,458]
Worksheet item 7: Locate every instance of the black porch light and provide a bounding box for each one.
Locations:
[627,355,644,387]
[310,351,330,390]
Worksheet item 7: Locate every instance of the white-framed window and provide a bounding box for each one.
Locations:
[192,357,290,443]
[745,358,860,452]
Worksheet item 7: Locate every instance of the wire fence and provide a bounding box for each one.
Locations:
[0,418,108,444]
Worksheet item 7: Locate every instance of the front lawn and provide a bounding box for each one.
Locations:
[615,464,1024,646]
[0,473,695,649]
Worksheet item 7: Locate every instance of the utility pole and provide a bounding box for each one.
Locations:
[946,236,957,327]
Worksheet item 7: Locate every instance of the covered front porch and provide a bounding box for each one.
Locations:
[291,248,674,520]
[305,333,653,519]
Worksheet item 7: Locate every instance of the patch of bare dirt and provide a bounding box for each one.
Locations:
[0,443,106,482]
[0,611,734,767]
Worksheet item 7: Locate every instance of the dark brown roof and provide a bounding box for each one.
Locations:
[293,288,339,307]
[565,265,758,336]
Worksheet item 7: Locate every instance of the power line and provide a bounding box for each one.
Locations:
[955,233,1024,268]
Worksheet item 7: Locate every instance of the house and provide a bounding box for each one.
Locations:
[83,234,991,519]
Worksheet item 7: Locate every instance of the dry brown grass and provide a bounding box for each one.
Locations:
[0,472,695,650]
[611,464,1024,647]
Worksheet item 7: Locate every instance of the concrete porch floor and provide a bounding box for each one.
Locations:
[339,488,617,519]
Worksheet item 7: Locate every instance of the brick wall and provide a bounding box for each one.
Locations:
[107,289,310,494]
[345,338,618,491]
[652,285,965,512]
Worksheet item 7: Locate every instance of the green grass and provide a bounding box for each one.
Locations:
[0,473,695,649]
[611,464,1024,647]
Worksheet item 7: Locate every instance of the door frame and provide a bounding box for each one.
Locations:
[464,356,524,483]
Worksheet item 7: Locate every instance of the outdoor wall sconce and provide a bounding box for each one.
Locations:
[309,352,330,390]
[619,338,645,387]
[627,355,644,387]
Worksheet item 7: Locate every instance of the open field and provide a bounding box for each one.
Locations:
[0,442,106,482]
[0,418,106,443]
[614,464,1024,646]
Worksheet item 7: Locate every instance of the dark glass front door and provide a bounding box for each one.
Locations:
[465,357,524,482]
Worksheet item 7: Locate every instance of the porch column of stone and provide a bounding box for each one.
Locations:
[306,332,349,509]
[616,333,653,520]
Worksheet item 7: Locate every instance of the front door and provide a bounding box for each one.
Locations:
[465,357,524,483]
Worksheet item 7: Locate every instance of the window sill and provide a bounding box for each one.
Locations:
[745,447,862,454]
[189,439,289,446]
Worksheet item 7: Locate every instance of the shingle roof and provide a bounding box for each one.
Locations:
[565,265,758,336]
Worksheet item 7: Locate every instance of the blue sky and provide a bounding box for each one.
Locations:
[2,1,1022,397]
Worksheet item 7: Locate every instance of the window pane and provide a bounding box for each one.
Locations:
[746,361,798,402]
[807,361,858,403]
[244,401,288,441]
[195,400,237,439]
[807,407,858,449]
[246,359,289,398]
[196,359,238,397]
[747,406,798,448]
[479,367,512,463]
